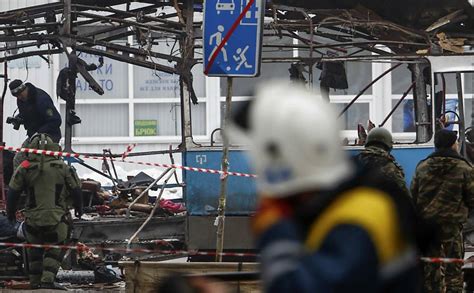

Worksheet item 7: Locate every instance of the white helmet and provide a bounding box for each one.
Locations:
[228,81,353,198]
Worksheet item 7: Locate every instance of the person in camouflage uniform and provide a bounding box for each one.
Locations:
[411,129,474,293]
[6,133,82,290]
[356,127,410,198]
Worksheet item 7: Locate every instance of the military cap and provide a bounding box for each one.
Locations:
[366,127,393,150]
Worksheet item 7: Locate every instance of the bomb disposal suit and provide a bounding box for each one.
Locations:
[6,134,82,289]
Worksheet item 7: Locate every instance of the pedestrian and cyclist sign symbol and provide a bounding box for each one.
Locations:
[204,0,265,77]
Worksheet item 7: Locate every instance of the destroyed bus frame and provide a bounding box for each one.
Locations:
[345,55,474,184]
[182,54,474,255]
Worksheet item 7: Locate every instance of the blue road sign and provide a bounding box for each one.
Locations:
[203,0,265,77]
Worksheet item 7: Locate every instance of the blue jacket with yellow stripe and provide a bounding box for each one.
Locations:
[257,168,420,293]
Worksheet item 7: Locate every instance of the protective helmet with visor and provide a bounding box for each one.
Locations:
[28,133,61,152]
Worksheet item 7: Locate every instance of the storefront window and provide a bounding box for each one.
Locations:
[134,64,206,99]
[59,51,128,99]
[61,104,129,137]
[134,103,206,136]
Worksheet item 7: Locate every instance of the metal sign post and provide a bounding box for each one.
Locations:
[203,0,265,77]
[204,0,264,261]
[0,62,7,208]
[215,77,233,262]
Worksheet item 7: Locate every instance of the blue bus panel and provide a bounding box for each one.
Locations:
[183,149,257,216]
[184,145,434,215]
[347,146,434,186]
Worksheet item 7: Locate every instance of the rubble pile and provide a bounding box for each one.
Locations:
[0,170,186,288]
[79,171,186,220]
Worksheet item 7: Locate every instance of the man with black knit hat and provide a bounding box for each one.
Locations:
[8,80,61,142]
[411,129,474,293]
[8,80,62,169]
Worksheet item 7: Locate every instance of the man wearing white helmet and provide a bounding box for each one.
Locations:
[229,82,419,293]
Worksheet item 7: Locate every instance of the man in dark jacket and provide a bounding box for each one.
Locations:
[411,129,474,293]
[9,79,61,142]
[9,80,62,170]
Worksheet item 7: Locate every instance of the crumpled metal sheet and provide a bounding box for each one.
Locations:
[272,0,474,32]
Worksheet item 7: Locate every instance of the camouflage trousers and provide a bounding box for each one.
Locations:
[25,222,69,287]
[423,223,464,293]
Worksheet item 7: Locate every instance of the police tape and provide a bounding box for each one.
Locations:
[0,145,257,178]
[0,241,257,257]
[121,144,137,161]
[0,241,471,263]
[419,257,466,264]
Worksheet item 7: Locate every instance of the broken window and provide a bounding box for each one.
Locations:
[391,65,415,134]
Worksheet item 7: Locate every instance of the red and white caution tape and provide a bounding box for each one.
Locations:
[0,242,257,257]
[1,242,471,263]
[0,145,257,178]
[121,144,137,161]
[420,257,466,264]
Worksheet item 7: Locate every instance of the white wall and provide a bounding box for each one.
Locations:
[2,0,58,148]
[0,0,57,10]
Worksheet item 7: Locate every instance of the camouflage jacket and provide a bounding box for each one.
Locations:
[8,156,81,227]
[355,146,410,198]
[410,149,474,224]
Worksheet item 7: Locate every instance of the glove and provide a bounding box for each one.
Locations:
[252,198,294,235]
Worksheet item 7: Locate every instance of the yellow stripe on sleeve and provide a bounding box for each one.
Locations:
[305,187,405,264]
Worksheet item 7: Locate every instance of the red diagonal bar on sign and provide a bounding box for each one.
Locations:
[204,0,256,75]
